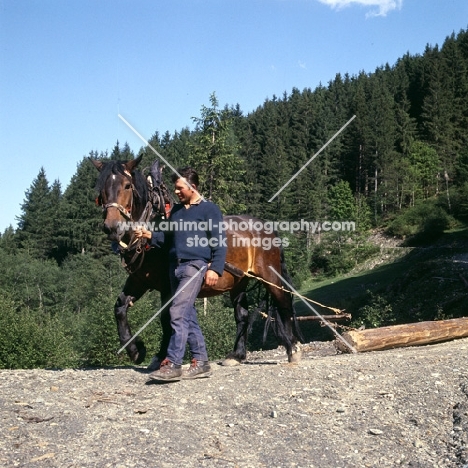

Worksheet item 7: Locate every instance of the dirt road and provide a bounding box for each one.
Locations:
[1,338,467,467]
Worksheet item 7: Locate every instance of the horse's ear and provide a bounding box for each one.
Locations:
[125,154,143,173]
[90,158,104,172]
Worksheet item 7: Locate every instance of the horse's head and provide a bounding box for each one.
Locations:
[91,155,147,242]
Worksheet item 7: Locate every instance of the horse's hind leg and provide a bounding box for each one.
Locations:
[223,278,250,366]
[265,284,303,363]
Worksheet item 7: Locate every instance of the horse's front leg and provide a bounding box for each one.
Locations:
[114,291,146,364]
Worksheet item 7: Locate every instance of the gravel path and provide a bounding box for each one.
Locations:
[1,339,467,468]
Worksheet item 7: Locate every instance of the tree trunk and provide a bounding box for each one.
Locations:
[336,317,468,353]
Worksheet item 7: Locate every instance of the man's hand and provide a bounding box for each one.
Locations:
[134,227,151,240]
[204,269,219,287]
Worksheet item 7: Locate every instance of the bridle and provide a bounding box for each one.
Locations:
[101,202,133,220]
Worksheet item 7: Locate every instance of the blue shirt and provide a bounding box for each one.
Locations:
[150,200,227,276]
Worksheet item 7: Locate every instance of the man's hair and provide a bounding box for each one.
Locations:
[172,167,199,187]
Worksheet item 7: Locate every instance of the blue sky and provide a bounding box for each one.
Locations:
[1,0,467,233]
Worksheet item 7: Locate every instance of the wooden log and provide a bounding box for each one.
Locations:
[336,317,468,353]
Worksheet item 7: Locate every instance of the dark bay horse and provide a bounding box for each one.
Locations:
[91,155,303,366]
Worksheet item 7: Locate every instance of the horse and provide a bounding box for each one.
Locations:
[91,155,303,367]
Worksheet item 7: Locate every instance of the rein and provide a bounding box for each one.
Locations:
[118,199,155,274]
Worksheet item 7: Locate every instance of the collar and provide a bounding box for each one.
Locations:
[184,196,203,209]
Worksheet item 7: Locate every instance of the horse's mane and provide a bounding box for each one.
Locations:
[95,160,148,210]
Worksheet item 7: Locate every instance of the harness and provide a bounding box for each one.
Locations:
[122,170,173,273]
[99,160,173,274]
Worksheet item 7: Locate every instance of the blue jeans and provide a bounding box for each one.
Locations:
[166,259,208,365]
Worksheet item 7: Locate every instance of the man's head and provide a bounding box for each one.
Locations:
[172,167,199,187]
[172,167,201,205]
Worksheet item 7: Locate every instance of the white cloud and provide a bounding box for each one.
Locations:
[298,60,307,69]
[317,0,403,17]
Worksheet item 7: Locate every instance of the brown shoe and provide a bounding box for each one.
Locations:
[182,359,211,379]
[148,359,182,381]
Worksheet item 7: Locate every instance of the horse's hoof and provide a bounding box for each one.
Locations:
[288,344,302,363]
[132,341,147,365]
[221,358,242,367]
[147,355,163,371]
[133,354,144,365]
[289,350,302,363]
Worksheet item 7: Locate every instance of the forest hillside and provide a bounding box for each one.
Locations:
[1,28,467,369]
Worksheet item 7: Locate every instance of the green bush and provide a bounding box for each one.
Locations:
[309,233,379,278]
[351,291,394,329]
[71,290,166,368]
[72,294,123,367]
[282,232,311,288]
[386,199,454,244]
[449,182,468,221]
[309,241,354,277]
[0,295,78,369]
[196,296,236,361]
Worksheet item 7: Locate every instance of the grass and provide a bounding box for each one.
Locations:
[295,226,468,341]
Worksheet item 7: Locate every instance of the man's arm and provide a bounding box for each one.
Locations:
[206,203,227,277]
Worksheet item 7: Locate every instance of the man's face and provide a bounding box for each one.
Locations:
[174,178,196,204]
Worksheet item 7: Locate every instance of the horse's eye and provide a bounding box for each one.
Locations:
[124,183,131,190]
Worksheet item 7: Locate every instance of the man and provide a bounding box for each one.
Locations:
[134,167,227,380]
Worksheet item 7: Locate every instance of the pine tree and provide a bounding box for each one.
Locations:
[256,96,293,220]
[350,73,374,197]
[59,153,111,258]
[407,141,440,203]
[188,93,248,214]
[421,45,453,169]
[287,88,314,221]
[238,112,265,217]
[328,180,357,221]
[110,141,135,161]
[0,226,18,254]
[392,59,417,155]
[441,32,468,163]
[16,168,62,260]
[165,127,192,169]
